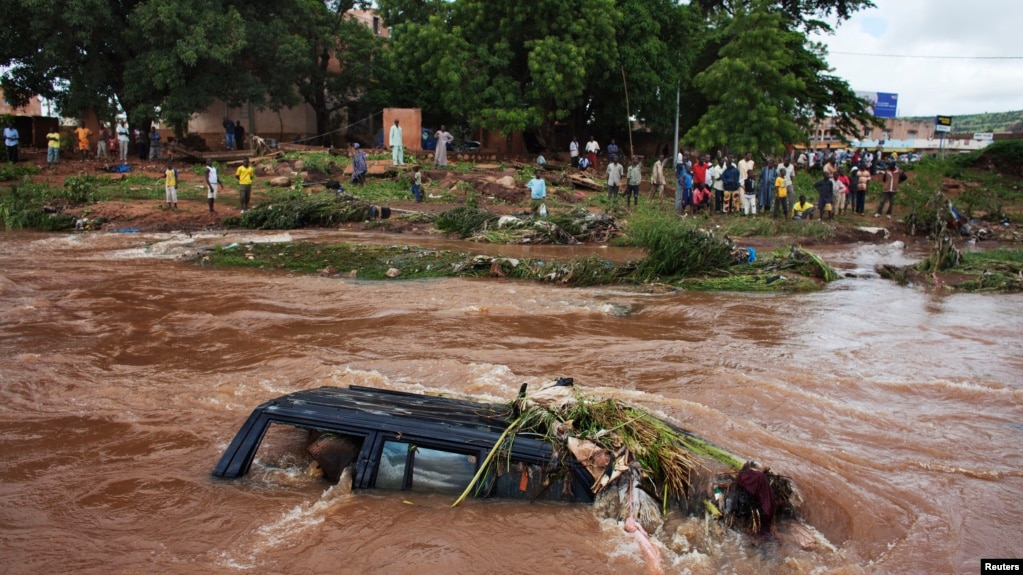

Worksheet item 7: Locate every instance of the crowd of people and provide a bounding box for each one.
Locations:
[565,135,905,220]
[18,119,176,167]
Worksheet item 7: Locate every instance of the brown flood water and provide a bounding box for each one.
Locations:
[1,230,1021,575]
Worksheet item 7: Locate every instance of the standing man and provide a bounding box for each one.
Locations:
[875,163,901,218]
[235,158,254,213]
[526,169,547,215]
[781,156,795,203]
[676,161,693,215]
[855,162,871,215]
[607,139,619,163]
[742,169,757,216]
[389,119,404,166]
[96,125,110,160]
[164,161,178,211]
[605,155,624,211]
[46,128,60,166]
[569,136,579,168]
[625,156,642,209]
[116,120,130,162]
[773,168,790,219]
[205,159,219,214]
[585,136,599,169]
[148,125,161,160]
[737,152,755,196]
[813,171,835,222]
[134,127,148,160]
[223,117,235,150]
[234,122,245,151]
[708,157,725,213]
[649,154,666,203]
[721,158,740,214]
[756,158,777,213]
[433,125,453,167]
[74,123,92,161]
[350,143,367,185]
[3,123,18,162]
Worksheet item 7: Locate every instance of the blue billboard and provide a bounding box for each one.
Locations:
[856,91,899,118]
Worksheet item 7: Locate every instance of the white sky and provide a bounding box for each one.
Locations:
[812,0,1023,117]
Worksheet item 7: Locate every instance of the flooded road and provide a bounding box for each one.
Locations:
[1,230,1021,574]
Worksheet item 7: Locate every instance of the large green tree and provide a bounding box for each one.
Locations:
[685,3,808,155]
[0,0,382,141]
[246,0,387,145]
[0,0,252,131]
[383,0,619,147]
[684,0,878,156]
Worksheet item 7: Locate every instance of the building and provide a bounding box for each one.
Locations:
[807,117,992,154]
[187,9,389,151]
[0,88,59,148]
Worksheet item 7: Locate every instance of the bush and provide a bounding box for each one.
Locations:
[435,206,500,238]
[627,211,734,279]
[61,175,98,205]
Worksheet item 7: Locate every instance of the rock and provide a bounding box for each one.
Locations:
[385,267,401,278]
[269,176,292,187]
[299,171,309,181]
[275,162,291,175]
[293,159,304,171]
[495,175,517,188]
[497,215,523,228]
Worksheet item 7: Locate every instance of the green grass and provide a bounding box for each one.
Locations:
[0,163,38,182]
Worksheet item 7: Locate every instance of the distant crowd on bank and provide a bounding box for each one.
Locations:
[564,136,906,220]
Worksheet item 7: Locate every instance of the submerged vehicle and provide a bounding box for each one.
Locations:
[213,383,594,502]
[214,380,797,538]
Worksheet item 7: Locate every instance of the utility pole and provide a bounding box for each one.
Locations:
[672,81,680,170]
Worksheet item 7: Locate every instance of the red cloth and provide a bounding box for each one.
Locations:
[737,469,775,529]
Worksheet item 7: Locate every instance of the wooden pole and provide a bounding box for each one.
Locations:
[621,64,634,158]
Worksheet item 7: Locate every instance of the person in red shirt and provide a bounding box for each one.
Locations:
[691,154,710,208]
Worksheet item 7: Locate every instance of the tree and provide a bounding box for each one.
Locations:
[579,0,706,149]
[685,1,877,156]
[383,0,619,147]
[0,0,252,132]
[246,0,386,145]
[685,3,807,155]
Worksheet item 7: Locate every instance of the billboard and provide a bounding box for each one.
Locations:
[856,91,899,118]
[935,115,953,133]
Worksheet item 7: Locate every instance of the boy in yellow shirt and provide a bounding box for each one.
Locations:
[792,195,816,220]
[46,130,61,166]
[164,162,178,210]
[772,167,789,219]
[235,158,255,213]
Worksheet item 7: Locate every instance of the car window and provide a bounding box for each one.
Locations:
[376,440,477,495]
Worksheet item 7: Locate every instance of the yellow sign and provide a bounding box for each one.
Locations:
[935,115,953,133]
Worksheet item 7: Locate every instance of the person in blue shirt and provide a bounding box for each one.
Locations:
[675,162,693,216]
[526,169,547,215]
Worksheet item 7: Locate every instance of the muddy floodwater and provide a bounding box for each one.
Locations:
[1,230,1021,575]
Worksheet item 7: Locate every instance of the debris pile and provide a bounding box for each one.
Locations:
[455,379,797,540]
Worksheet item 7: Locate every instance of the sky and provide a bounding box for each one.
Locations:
[811,0,1023,117]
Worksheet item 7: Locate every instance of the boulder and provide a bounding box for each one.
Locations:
[269,176,292,187]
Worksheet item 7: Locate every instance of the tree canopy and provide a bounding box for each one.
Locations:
[0,0,877,153]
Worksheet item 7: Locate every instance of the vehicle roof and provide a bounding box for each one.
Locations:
[263,385,515,434]
[212,385,558,480]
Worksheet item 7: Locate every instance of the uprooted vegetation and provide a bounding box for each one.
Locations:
[879,190,1023,290]
[458,382,798,539]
